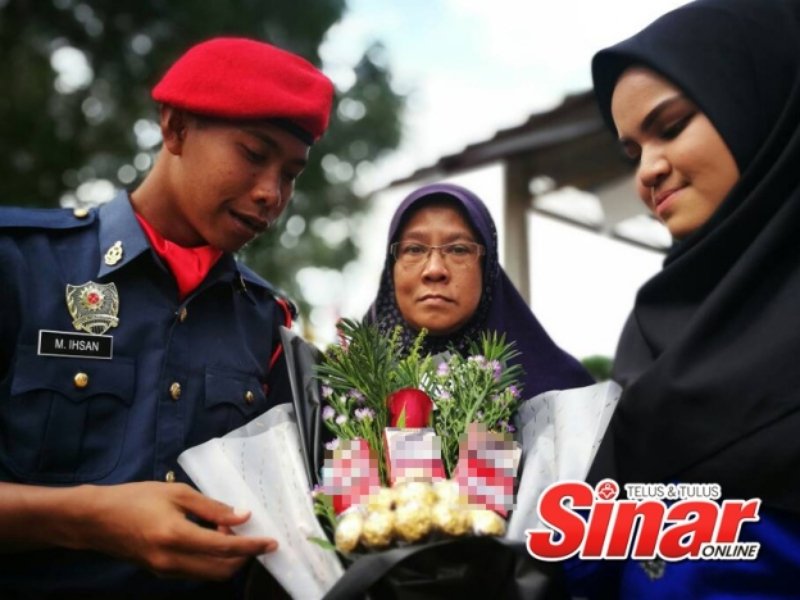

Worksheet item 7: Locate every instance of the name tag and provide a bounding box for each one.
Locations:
[38,330,113,360]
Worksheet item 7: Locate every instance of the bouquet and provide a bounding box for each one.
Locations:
[314,318,524,554]
[177,322,622,599]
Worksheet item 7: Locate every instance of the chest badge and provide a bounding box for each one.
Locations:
[66,281,120,335]
[104,240,124,266]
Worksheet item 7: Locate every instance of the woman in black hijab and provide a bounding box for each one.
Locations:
[580,0,800,595]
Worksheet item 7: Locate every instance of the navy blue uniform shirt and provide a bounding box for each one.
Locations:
[0,191,291,596]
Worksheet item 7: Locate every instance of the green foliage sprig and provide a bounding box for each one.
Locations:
[421,332,523,475]
[315,319,430,483]
[315,321,524,480]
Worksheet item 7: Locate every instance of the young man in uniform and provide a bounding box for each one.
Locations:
[0,37,333,597]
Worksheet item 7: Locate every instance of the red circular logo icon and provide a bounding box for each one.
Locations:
[596,479,619,501]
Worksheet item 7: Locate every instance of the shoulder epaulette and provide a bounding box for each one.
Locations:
[0,206,97,230]
[237,262,273,291]
[237,263,285,300]
[237,263,298,317]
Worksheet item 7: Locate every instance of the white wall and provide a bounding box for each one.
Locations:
[528,213,664,358]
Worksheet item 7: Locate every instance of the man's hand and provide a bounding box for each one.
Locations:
[0,481,277,581]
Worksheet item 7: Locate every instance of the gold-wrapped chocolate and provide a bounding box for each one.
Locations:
[431,502,470,536]
[366,486,395,512]
[393,481,436,508]
[469,509,506,537]
[334,510,364,553]
[394,500,433,542]
[361,508,395,548]
[433,479,461,506]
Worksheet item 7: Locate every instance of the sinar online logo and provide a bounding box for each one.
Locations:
[525,480,760,561]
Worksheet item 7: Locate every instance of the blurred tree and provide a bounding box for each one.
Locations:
[581,355,614,382]
[0,0,404,314]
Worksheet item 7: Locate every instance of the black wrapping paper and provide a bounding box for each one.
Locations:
[323,537,567,600]
[280,326,325,487]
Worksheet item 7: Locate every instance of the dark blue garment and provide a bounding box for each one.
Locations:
[564,508,800,599]
[0,191,290,597]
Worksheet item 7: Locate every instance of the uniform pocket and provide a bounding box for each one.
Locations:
[2,347,135,483]
[199,367,267,438]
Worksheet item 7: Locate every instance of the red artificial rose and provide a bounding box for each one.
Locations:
[387,388,433,428]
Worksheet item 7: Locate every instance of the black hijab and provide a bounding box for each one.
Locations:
[365,183,594,398]
[588,0,800,512]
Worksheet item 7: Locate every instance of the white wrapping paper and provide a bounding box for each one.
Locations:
[506,381,622,540]
[178,404,344,600]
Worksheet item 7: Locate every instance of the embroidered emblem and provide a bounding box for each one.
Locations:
[104,240,124,266]
[65,281,120,335]
[640,557,666,580]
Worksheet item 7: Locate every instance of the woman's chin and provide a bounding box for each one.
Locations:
[417,320,464,337]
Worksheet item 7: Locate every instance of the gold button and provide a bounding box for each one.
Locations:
[165,470,176,483]
[169,382,182,401]
[244,390,255,405]
[73,207,89,218]
[178,307,188,322]
[73,372,89,389]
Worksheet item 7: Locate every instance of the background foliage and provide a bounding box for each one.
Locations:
[0,0,404,314]
[581,355,614,381]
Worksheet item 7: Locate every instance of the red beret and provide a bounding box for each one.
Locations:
[152,37,334,143]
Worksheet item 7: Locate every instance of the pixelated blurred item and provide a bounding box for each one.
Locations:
[322,438,381,514]
[387,387,433,428]
[383,427,446,485]
[453,422,521,515]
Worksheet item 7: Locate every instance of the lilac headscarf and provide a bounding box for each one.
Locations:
[365,183,593,397]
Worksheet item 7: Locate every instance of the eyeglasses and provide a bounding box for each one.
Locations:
[389,241,485,266]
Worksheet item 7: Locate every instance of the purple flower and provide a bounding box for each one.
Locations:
[335,414,348,425]
[468,355,487,368]
[437,389,451,401]
[489,360,502,381]
[355,407,375,421]
[506,422,517,433]
[322,406,336,421]
[348,389,366,404]
[321,385,334,399]
[509,385,521,399]
[325,438,340,451]
[436,362,450,377]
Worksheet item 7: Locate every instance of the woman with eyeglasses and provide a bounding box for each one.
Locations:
[570,0,800,596]
[343,182,593,599]
[365,182,593,399]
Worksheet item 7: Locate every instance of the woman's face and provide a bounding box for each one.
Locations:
[393,202,483,336]
[611,67,740,239]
